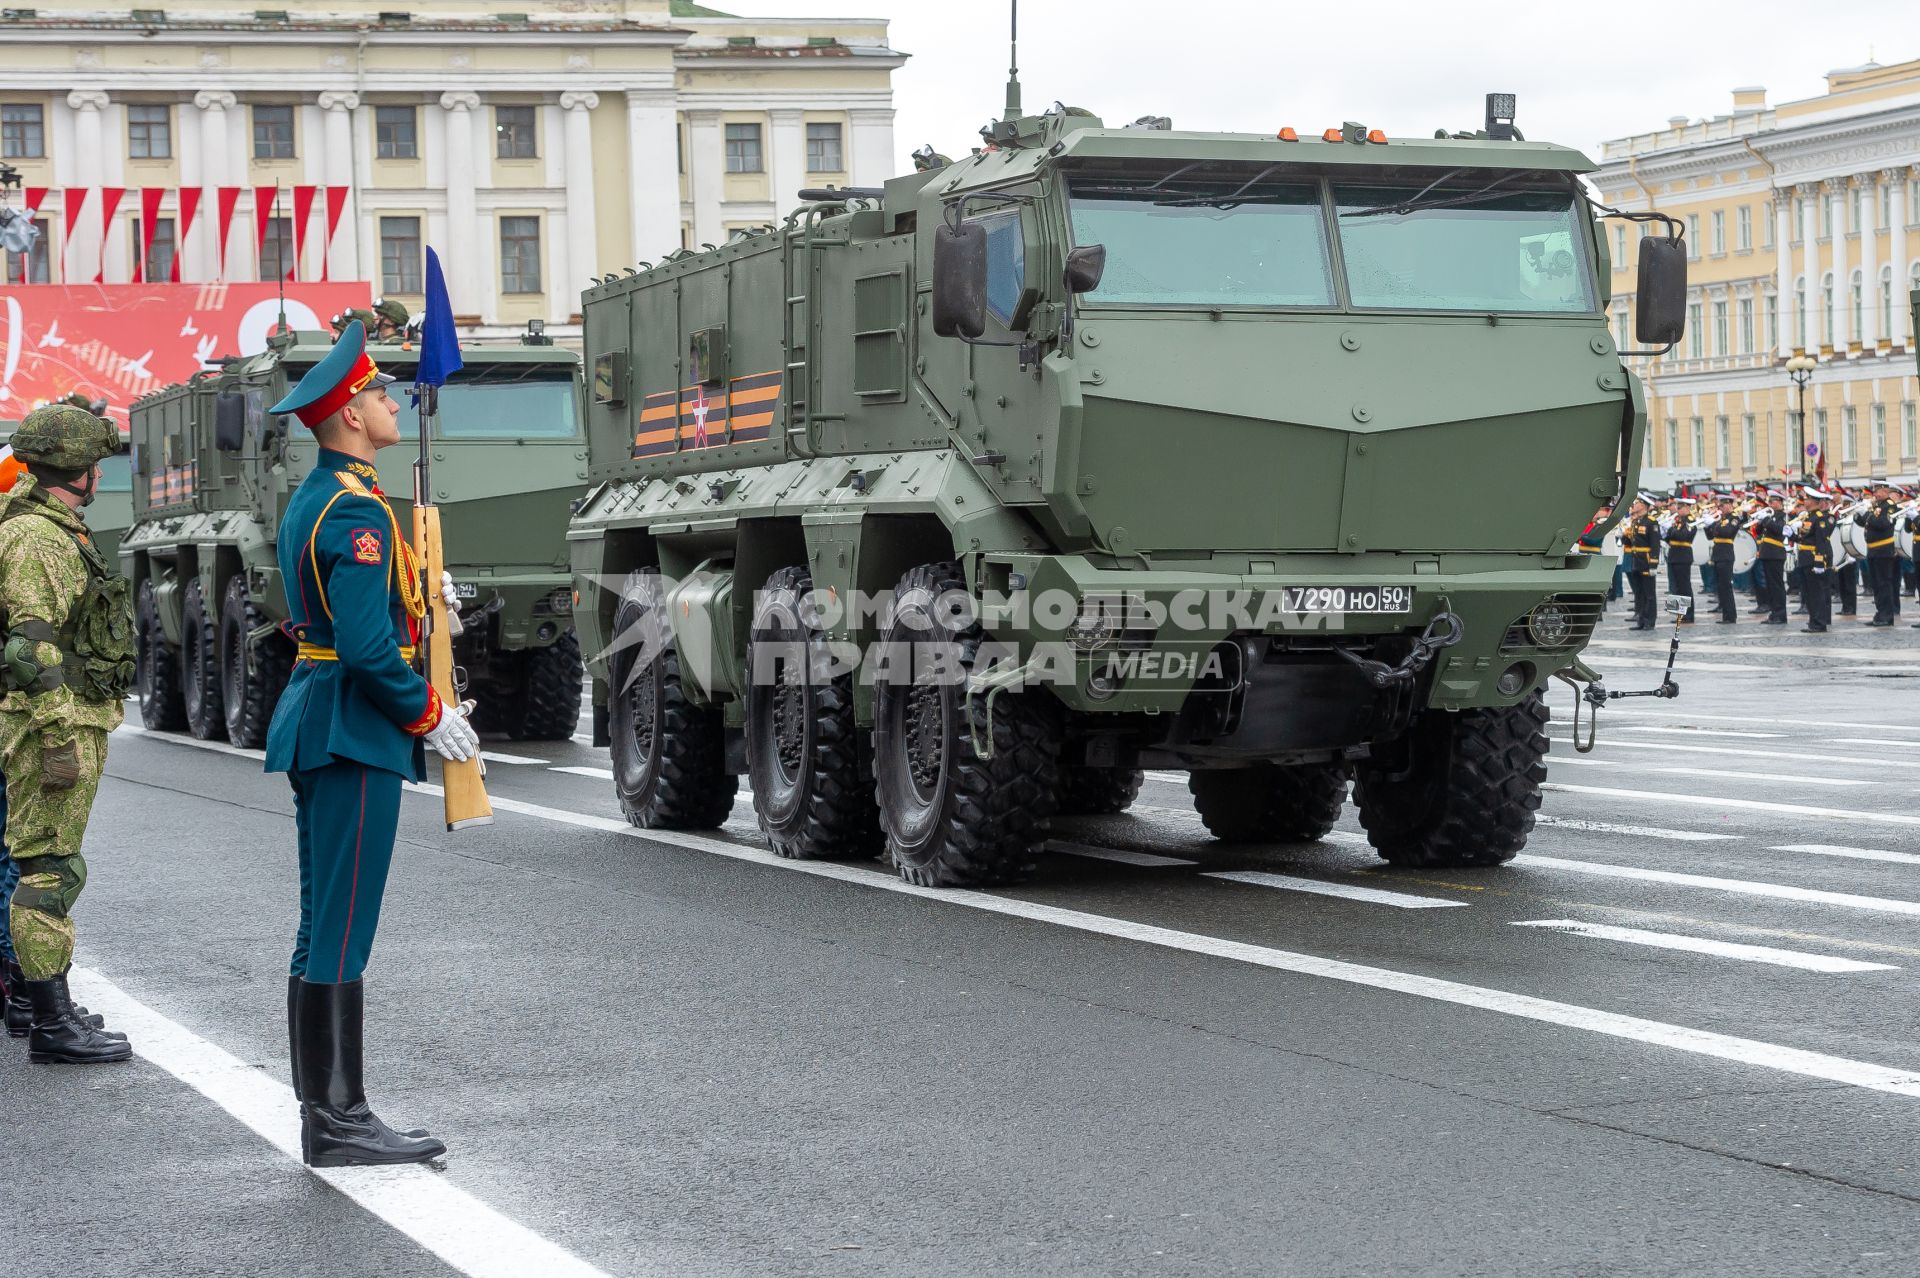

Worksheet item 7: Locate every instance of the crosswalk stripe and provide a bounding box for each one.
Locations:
[1772,844,1920,867]
[1615,725,1785,739]
[1510,920,1898,973]
[1542,782,1920,830]
[1550,756,1869,787]
[479,750,546,766]
[1532,815,1736,842]
[1516,854,1920,916]
[1545,731,1920,771]
[1204,871,1466,909]
[551,765,615,781]
[1049,842,1197,868]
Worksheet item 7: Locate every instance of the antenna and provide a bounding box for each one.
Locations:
[272,186,288,337]
[1003,0,1021,122]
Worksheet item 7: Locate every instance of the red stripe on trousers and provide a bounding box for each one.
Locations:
[338,769,366,982]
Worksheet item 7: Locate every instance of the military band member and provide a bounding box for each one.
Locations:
[1796,488,1835,633]
[1663,499,1696,623]
[1704,497,1741,623]
[265,319,479,1166]
[1622,495,1660,630]
[1862,483,1900,626]
[1753,493,1789,624]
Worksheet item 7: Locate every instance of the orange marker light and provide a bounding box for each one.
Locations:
[1277,127,1298,141]
[1366,129,1388,144]
[1322,127,1342,142]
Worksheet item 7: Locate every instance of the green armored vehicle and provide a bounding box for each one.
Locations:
[570,95,1686,886]
[124,330,588,747]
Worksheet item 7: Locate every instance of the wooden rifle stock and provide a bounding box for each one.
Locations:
[413,389,493,831]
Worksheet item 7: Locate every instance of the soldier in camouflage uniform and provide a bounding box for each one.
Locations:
[370,297,410,343]
[0,402,135,1064]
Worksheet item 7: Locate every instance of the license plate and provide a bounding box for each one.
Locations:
[1279,585,1413,614]
[453,582,479,600]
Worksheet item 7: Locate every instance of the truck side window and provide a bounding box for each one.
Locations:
[979,211,1026,327]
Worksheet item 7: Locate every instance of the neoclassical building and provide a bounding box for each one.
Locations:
[1593,57,1920,483]
[0,1,904,339]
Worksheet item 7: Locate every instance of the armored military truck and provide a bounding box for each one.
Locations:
[570,99,1686,886]
[124,330,588,748]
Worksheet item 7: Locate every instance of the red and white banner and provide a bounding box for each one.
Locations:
[291,184,317,283]
[215,187,242,279]
[95,187,125,285]
[61,187,89,280]
[0,282,370,422]
[137,187,165,284]
[174,188,202,284]
[322,185,348,282]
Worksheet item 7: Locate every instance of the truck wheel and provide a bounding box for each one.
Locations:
[220,575,292,749]
[181,577,227,741]
[504,632,584,742]
[1057,765,1145,815]
[1352,691,1549,868]
[136,579,186,731]
[745,566,882,860]
[607,569,736,829]
[1189,763,1349,842]
[873,562,1060,887]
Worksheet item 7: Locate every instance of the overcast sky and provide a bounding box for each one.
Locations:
[738,0,1918,172]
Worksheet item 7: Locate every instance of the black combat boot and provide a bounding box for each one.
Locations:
[26,973,132,1064]
[295,978,444,1167]
[7,959,115,1039]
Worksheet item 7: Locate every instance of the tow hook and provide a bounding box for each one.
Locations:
[1555,596,1686,753]
[1335,610,1464,690]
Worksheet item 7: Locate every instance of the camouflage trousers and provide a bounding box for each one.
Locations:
[0,717,108,980]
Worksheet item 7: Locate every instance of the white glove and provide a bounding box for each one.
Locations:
[423,697,480,762]
[440,570,465,637]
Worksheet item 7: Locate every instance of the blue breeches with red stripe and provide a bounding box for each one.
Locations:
[289,761,402,984]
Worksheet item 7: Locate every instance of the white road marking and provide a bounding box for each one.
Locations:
[1772,843,1920,867]
[1049,841,1197,868]
[115,723,265,761]
[479,750,547,766]
[1144,770,1187,784]
[1532,815,1736,843]
[1543,782,1920,830]
[1510,920,1898,973]
[570,733,595,746]
[1550,756,1869,788]
[1583,639,1906,662]
[1204,871,1467,909]
[1557,709,1920,733]
[67,969,612,1278]
[1545,731,1920,771]
[1615,725,1785,739]
[401,784,1920,1101]
[1517,854,1920,916]
[1826,736,1920,748]
[551,765,615,781]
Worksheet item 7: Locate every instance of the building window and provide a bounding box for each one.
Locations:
[1742,413,1756,466]
[253,105,295,159]
[805,121,843,173]
[260,215,293,279]
[1815,408,1828,463]
[1762,205,1773,248]
[1687,302,1703,358]
[1686,214,1699,259]
[1710,210,1724,254]
[1792,197,1804,241]
[1738,297,1754,353]
[1736,205,1751,251]
[1613,224,1625,265]
[1905,402,1917,458]
[495,105,537,159]
[499,215,541,293]
[137,216,176,282]
[1614,306,1629,350]
[1821,275,1834,346]
[1881,182,1893,228]
[1842,406,1857,465]
[1793,281,1806,347]
[1850,270,1864,336]
[375,106,417,159]
[127,104,171,159]
[1715,416,1729,468]
[1765,294,1777,351]
[1872,403,1887,460]
[676,122,685,174]
[380,216,422,293]
[1690,416,1705,465]
[1,217,48,282]
[1712,300,1727,355]
[1820,193,1832,238]
[1663,418,1678,464]
[1880,266,1894,338]
[1,104,44,158]
[1910,179,1919,224]
[724,122,763,173]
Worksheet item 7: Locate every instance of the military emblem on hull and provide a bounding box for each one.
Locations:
[631,370,783,459]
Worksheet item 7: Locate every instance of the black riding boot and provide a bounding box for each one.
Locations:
[289,974,427,1139]
[6,958,109,1036]
[26,973,132,1064]
[295,978,444,1167]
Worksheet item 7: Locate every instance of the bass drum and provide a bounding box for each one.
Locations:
[1731,530,1757,573]
[1691,526,1712,560]
[1839,516,1869,561]
[1897,512,1916,561]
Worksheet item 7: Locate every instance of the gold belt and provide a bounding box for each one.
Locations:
[1868,537,1895,549]
[298,642,417,662]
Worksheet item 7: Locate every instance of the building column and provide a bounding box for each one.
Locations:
[557,91,599,319]
[846,106,895,188]
[685,109,724,250]
[767,108,806,221]
[67,90,108,282]
[1772,193,1793,358]
[1799,183,1820,352]
[624,88,679,264]
[439,91,482,316]
[1888,169,1910,349]
[317,91,359,285]
[1858,171,1878,348]
[1826,176,1851,351]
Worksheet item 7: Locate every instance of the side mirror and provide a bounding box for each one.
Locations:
[1634,236,1687,344]
[213,392,246,452]
[932,221,987,340]
[1065,244,1107,295]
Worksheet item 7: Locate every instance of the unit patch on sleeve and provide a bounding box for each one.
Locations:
[351,528,384,564]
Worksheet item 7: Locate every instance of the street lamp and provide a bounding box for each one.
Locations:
[1785,354,1817,480]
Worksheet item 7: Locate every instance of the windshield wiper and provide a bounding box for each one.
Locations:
[1341,170,1527,219]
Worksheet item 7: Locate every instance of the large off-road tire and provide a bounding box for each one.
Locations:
[1189,762,1349,842]
[497,632,585,742]
[873,562,1061,887]
[181,577,227,741]
[745,566,882,860]
[607,569,736,829]
[1352,691,1550,868]
[1057,764,1145,816]
[219,574,293,749]
[136,578,186,732]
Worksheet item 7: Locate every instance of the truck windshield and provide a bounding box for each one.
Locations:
[96,452,132,492]
[391,374,580,440]
[1333,185,1594,312]
[1067,181,1335,307]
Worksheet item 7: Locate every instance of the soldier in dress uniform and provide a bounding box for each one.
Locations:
[1796,487,1835,633]
[1862,481,1901,626]
[1621,495,1660,630]
[265,320,480,1166]
[1752,492,1789,624]
[1704,496,1741,623]
[1662,497,1697,623]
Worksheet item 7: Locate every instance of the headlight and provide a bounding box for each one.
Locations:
[1527,603,1571,648]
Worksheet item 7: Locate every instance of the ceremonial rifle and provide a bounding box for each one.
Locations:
[412,246,493,830]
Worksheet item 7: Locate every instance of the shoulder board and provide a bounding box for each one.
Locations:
[336,470,371,496]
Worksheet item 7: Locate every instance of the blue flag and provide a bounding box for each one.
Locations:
[415,245,463,392]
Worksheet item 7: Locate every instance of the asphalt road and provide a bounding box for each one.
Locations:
[6,606,1920,1276]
